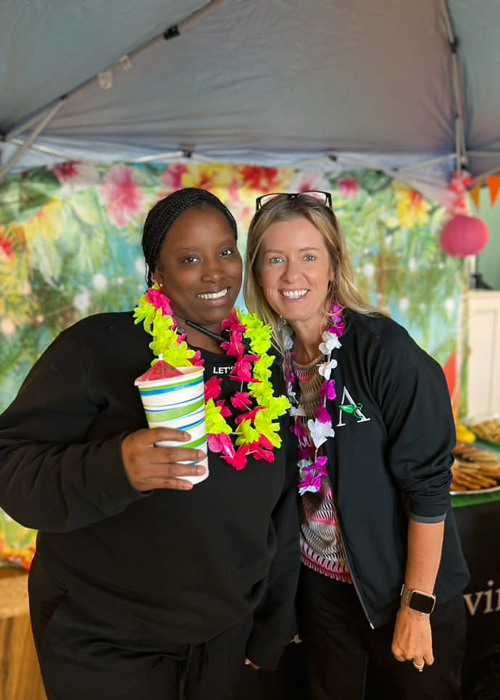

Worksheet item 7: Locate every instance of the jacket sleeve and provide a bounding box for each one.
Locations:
[371,327,455,520]
[245,413,301,670]
[0,330,146,533]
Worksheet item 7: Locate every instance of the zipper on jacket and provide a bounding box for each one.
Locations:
[337,523,375,629]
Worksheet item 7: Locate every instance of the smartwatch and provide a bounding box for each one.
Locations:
[400,584,436,615]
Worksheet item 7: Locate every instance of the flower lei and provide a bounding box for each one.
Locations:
[134,285,290,471]
[282,303,345,495]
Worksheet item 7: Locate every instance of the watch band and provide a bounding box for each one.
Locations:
[400,584,436,615]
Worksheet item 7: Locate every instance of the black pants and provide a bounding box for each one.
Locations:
[297,565,467,700]
[29,555,253,700]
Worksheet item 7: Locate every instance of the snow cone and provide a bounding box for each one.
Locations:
[135,360,208,484]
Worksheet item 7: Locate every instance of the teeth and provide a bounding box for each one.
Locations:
[198,288,228,300]
[282,289,308,299]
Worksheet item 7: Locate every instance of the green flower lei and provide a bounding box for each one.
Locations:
[134,285,290,470]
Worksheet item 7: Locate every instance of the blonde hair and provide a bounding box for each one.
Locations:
[244,194,376,349]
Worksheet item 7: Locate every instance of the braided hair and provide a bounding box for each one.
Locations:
[142,187,238,284]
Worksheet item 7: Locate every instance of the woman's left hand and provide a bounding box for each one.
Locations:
[391,604,434,671]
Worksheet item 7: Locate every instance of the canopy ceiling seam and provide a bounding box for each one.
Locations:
[326,153,448,189]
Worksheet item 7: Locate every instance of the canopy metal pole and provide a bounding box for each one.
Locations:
[328,153,448,188]
[9,138,87,161]
[0,1,227,176]
[5,103,67,142]
[441,0,467,174]
[466,150,500,158]
[0,99,66,182]
[397,153,455,173]
[129,150,185,163]
[164,0,226,38]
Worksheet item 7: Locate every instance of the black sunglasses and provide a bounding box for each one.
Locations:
[255,190,333,211]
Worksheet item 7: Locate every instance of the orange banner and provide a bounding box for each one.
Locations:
[487,175,500,206]
[469,184,481,212]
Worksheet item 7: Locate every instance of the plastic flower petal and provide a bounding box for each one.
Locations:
[215,400,231,417]
[205,399,232,435]
[254,411,281,448]
[250,442,275,462]
[204,376,223,401]
[207,433,236,459]
[145,286,174,316]
[319,379,336,401]
[231,391,253,411]
[222,444,249,470]
[235,406,264,425]
[221,309,246,333]
[299,472,322,495]
[307,418,335,448]
[221,331,245,358]
[318,358,338,380]
[236,419,260,445]
[316,405,331,423]
[319,330,341,354]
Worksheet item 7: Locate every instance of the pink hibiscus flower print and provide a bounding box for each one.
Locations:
[161,165,189,192]
[51,161,99,190]
[98,165,143,228]
[338,177,359,198]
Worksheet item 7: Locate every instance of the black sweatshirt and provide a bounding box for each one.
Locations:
[0,312,300,668]
[321,311,469,628]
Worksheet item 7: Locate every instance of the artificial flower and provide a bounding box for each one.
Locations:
[204,376,223,401]
[134,286,289,471]
[307,418,335,448]
[282,302,344,493]
[215,399,232,418]
[319,379,337,401]
[231,392,253,411]
[299,472,323,495]
[319,330,342,354]
[318,358,338,380]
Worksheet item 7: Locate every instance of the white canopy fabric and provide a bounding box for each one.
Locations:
[1,0,499,199]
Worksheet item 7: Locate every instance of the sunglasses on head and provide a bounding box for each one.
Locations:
[255,190,333,211]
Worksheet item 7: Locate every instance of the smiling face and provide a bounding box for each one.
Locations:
[153,205,242,333]
[257,216,334,330]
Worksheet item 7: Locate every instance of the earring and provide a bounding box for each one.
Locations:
[279,315,287,327]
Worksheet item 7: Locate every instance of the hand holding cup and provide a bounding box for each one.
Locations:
[122,428,206,492]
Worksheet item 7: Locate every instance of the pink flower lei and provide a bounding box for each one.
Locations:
[134,285,290,471]
[282,303,345,494]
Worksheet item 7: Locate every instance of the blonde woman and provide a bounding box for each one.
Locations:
[244,191,469,700]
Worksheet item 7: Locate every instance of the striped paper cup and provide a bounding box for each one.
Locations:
[135,366,208,484]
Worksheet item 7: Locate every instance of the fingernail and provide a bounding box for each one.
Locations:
[196,466,206,475]
[182,482,193,490]
[197,450,206,460]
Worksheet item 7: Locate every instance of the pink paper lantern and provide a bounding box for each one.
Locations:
[439,214,489,257]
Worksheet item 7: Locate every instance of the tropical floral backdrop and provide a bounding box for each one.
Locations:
[0,161,465,566]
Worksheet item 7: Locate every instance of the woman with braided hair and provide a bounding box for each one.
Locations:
[0,188,300,700]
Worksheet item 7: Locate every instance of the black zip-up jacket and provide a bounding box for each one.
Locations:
[320,311,469,628]
[0,312,300,668]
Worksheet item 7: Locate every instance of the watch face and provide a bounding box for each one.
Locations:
[410,591,435,614]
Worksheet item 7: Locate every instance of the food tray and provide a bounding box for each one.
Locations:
[468,415,500,447]
[450,442,500,495]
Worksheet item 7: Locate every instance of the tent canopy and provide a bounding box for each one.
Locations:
[1,0,499,196]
